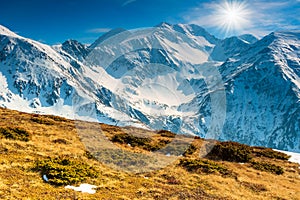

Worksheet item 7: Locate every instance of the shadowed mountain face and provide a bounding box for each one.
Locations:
[0,24,299,152]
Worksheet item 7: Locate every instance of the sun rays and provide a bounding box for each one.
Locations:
[212,0,252,36]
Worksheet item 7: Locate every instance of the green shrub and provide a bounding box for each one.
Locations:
[0,127,30,141]
[194,136,201,140]
[52,138,69,144]
[177,187,225,200]
[112,133,151,147]
[160,174,181,185]
[93,149,158,173]
[240,181,267,192]
[84,150,97,160]
[146,139,171,151]
[183,144,197,157]
[30,117,54,125]
[253,147,290,160]
[251,161,284,175]
[159,141,192,156]
[45,115,68,122]
[33,156,98,186]
[111,133,176,152]
[179,159,231,176]
[111,133,190,153]
[157,130,176,138]
[206,141,252,163]
[111,133,165,151]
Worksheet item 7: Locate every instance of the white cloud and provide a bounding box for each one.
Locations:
[122,0,137,7]
[38,39,46,43]
[239,28,270,39]
[87,28,112,33]
[251,1,289,10]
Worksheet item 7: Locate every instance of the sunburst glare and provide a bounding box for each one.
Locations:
[213,0,252,36]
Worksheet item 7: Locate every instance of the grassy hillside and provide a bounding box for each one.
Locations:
[0,107,299,199]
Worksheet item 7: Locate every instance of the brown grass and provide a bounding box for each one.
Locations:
[0,107,299,199]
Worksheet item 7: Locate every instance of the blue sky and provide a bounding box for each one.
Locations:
[0,0,299,44]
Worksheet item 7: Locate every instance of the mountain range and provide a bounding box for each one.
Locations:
[0,23,299,152]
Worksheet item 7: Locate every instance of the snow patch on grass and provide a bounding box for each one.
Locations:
[65,183,97,194]
[273,149,300,165]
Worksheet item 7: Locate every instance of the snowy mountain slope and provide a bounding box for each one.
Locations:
[219,31,300,151]
[0,24,299,152]
[0,28,73,106]
[0,25,145,127]
[210,36,252,61]
[170,23,219,46]
[61,39,89,62]
[84,24,223,133]
[85,26,300,151]
[0,25,19,38]
[238,34,259,44]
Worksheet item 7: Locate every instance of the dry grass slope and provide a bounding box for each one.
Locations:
[0,107,299,199]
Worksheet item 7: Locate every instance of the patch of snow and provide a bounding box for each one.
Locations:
[65,183,97,194]
[273,149,300,165]
[161,37,209,64]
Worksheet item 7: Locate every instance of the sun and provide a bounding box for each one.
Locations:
[213,0,252,36]
[225,7,240,22]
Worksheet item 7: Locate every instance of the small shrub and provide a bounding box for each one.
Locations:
[146,139,171,151]
[179,159,231,176]
[52,138,68,144]
[251,161,284,175]
[183,144,197,157]
[0,127,30,141]
[85,151,96,160]
[0,144,8,153]
[111,133,174,152]
[240,181,267,192]
[93,149,157,173]
[112,133,151,147]
[206,141,252,163]
[157,130,176,138]
[33,156,98,186]
[46,115,68,122]
[177,187,225,200]
[160,141,191,156]
[253,148,290,160]
[161,174,181,185]
[30,117,54,125]
[112,133,157,150]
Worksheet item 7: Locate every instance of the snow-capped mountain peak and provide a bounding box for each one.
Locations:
[238,34,258,44]
[0,25,19,38]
